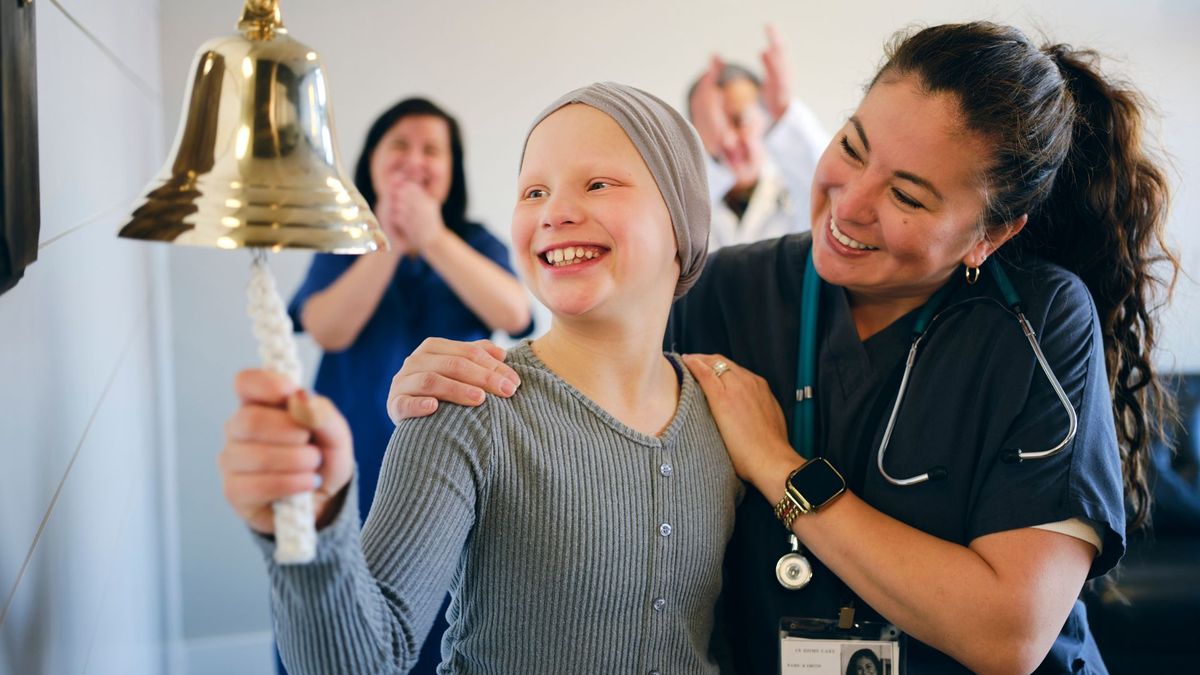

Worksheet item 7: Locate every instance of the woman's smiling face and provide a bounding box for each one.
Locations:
[810,73,1007,307]
[369,114,454,205]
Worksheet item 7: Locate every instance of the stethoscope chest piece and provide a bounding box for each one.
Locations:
[776,534,813,590]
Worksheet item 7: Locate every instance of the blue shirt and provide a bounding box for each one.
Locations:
[668,232,1125,674]
[289,223,532,518]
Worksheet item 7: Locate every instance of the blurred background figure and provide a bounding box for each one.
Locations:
[687,25,829,250]
[284,97,533,674]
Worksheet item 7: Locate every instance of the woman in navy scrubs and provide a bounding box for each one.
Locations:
[383,24,1177,674]
[290,98,532,520]
[285,98,532,674]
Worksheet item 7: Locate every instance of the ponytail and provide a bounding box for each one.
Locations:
[879,23,1180,531]
[1017,46,1179,529]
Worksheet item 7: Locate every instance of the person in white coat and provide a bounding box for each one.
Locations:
[688,26,829,250]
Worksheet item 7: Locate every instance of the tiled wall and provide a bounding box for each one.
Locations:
[0,1,179,673]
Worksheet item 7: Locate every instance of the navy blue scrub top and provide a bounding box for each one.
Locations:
[667,232,1125,674]
[289,222,533,518]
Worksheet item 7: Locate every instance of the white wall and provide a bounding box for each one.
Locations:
[156,0,1200,670]
[0,1,179,674]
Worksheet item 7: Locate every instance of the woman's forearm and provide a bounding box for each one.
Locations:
[421,230,531,334]
[751,450,1093,674]
[301,248,402,351]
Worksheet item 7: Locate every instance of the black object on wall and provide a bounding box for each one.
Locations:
[0,0,38,296]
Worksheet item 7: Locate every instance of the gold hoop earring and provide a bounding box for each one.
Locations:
[965,265,981,285]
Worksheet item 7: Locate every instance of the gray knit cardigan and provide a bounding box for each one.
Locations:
[256,342,742,674]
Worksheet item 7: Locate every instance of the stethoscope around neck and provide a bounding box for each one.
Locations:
[792,249,1079,487]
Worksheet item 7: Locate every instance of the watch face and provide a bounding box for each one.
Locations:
[790,457,845,505]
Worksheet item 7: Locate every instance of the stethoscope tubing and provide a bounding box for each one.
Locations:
[876,338,935,486]
[874,277,1080,486]
[1002,313,1079,462]
[795,249,1080,487]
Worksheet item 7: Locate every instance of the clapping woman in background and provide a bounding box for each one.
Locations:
[286,97,532,673]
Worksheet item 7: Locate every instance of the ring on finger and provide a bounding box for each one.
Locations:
[712,361,731,378]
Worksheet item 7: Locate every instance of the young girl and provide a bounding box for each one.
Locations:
[219,83,741,673]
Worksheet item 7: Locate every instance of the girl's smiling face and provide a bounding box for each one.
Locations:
[513,104,679,321]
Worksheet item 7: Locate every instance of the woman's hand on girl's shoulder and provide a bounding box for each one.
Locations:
[387,338,522,423]
[682,354,798,487]
[218,369,354,534]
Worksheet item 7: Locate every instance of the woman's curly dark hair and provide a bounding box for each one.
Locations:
[877,22,1180,530]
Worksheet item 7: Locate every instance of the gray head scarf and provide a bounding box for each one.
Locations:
[521,82,710,298]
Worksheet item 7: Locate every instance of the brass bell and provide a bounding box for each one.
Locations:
[119,0,383,565]
[120,0,385,253]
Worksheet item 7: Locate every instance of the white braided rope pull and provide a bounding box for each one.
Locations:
[248,252,316,564]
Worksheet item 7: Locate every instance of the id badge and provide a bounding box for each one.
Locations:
[779,617,904,675]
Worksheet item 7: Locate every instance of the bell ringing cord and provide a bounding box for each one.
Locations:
[247,254,317,564]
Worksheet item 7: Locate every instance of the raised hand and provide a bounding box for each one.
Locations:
[689,55,738,162]
[760,24,792,122]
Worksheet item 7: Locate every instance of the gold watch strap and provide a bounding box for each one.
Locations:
[774,493,804,529]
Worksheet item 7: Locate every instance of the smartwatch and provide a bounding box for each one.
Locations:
[774,457,846,529]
